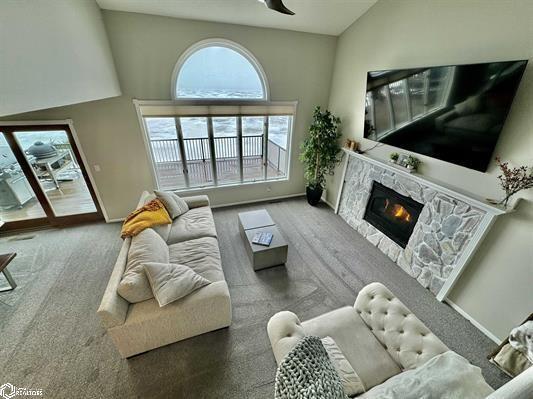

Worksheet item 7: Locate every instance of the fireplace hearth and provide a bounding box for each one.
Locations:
[363,181,423,248]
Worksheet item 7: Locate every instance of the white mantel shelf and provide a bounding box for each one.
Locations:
[339,148,507,215]
[336,148,508,303]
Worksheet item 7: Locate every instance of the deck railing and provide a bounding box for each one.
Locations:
[149,135,287,175]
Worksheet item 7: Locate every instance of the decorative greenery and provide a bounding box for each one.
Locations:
[495,157,533,207]
[389,152,399,162]
[405,155,421,170]
[300,106,342,190]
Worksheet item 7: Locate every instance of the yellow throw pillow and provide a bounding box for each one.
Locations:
[121,199,171,238]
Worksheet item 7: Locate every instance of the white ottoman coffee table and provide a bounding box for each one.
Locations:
[238,209,288,271]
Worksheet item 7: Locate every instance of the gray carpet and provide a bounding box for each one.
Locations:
[0,197,509,398]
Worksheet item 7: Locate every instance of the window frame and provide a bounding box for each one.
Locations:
[170,38,270,101]
[134,99,297,193]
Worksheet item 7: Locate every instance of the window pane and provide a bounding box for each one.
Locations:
[213,117,239,184]
[242,117,264,182]
[267,116,290,179]
[177,46,264,99]
[13,130,97,217]
[0,132,46,222]
[407,73,426,117]
[389,81,409,126]
[426,66,453,110]
[372,86,392,134]
[145,118,185,190]
[181,117,213,187]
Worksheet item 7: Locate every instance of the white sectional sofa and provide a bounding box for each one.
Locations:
[97,191,232,358]
[267,282,533,398]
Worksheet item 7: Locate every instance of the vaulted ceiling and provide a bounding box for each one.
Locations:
[96,0,377,36]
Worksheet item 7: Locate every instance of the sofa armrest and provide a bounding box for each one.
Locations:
[354,282,449,370]
[267,311,306,365]
[97,239,130,329]
[182,195,210,209]
[485,367,533,399]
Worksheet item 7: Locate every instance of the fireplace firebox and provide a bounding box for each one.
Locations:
[363,181,423,248]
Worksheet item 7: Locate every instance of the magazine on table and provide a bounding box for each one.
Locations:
[252,232,273,246]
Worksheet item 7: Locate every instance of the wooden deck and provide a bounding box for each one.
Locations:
[0,178,97,222]
[155,156,285,190]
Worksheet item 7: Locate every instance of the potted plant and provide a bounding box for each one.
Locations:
[300,106,342,206]
[405,155,421,171]
[389,152,399,163]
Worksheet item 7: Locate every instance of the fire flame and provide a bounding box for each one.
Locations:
[392,204,411,222]
[383,199,411,222]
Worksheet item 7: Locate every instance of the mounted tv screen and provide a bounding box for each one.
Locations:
[364,60,527,172]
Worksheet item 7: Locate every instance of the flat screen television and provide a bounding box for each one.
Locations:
[364,60,527,172]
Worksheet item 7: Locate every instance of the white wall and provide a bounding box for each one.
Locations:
[0,0,120,117]
[3,11,337,220]
[327,0,533,341]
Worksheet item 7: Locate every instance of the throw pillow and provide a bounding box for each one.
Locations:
[118,228,170,303]
[155,190,189,219]
[144,262,211,307]
[321,336,365,397]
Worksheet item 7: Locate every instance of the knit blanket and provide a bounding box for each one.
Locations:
[275,336,349,399]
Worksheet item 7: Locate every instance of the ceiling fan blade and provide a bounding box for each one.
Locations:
[264,0,295,15]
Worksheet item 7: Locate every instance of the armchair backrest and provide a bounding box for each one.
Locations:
[354,282,449,370]
[485,367,533,399]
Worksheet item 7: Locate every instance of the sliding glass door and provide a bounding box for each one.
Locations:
[0,124,103,231]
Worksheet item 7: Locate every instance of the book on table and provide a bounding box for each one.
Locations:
[252,232,273,246]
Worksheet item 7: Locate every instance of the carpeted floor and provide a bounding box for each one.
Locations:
[0,197,509,398]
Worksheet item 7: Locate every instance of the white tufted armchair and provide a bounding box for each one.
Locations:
[267,282,533,397]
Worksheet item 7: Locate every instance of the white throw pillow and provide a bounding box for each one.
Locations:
[155,190,189,219]
[321,336,365,397]
[144,262,210,307]
[118,228,169,303]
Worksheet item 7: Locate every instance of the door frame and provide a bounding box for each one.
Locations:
[0,120,106,231]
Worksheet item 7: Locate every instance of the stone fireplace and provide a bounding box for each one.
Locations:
[363,181,423,248]
[336,150,505,301]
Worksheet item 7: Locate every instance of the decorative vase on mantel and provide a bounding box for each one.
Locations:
[489,157,533,210]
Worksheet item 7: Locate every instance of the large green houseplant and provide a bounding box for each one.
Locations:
[300,106,343,206]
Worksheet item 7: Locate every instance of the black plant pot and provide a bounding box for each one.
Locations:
[306,186,323,206]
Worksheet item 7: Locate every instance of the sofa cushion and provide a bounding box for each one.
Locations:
[117,228,169,303]
[321,336,365,397]
[167,206,217,244]
[302,306,401,391]
[144,262,210,307]
[155,190,189,219]
[168,237,224,282]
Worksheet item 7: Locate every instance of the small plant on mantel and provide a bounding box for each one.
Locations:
[300,106,342,206]
[405,155,421,171]
[495,157,533,208]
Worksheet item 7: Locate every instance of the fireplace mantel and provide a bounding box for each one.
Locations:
[336,149,506,216]
[335,149,507,302]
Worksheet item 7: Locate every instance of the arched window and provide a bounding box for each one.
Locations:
[172,39,268,100]
[138,39,295,192]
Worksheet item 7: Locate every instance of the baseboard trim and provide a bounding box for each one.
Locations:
[323,198,336,210]
[445,298,502,344]
[107,218,124,223]
[210,193,306,209]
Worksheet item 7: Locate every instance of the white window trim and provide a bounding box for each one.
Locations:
[133,99,297,193]
[170,38,270,101]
